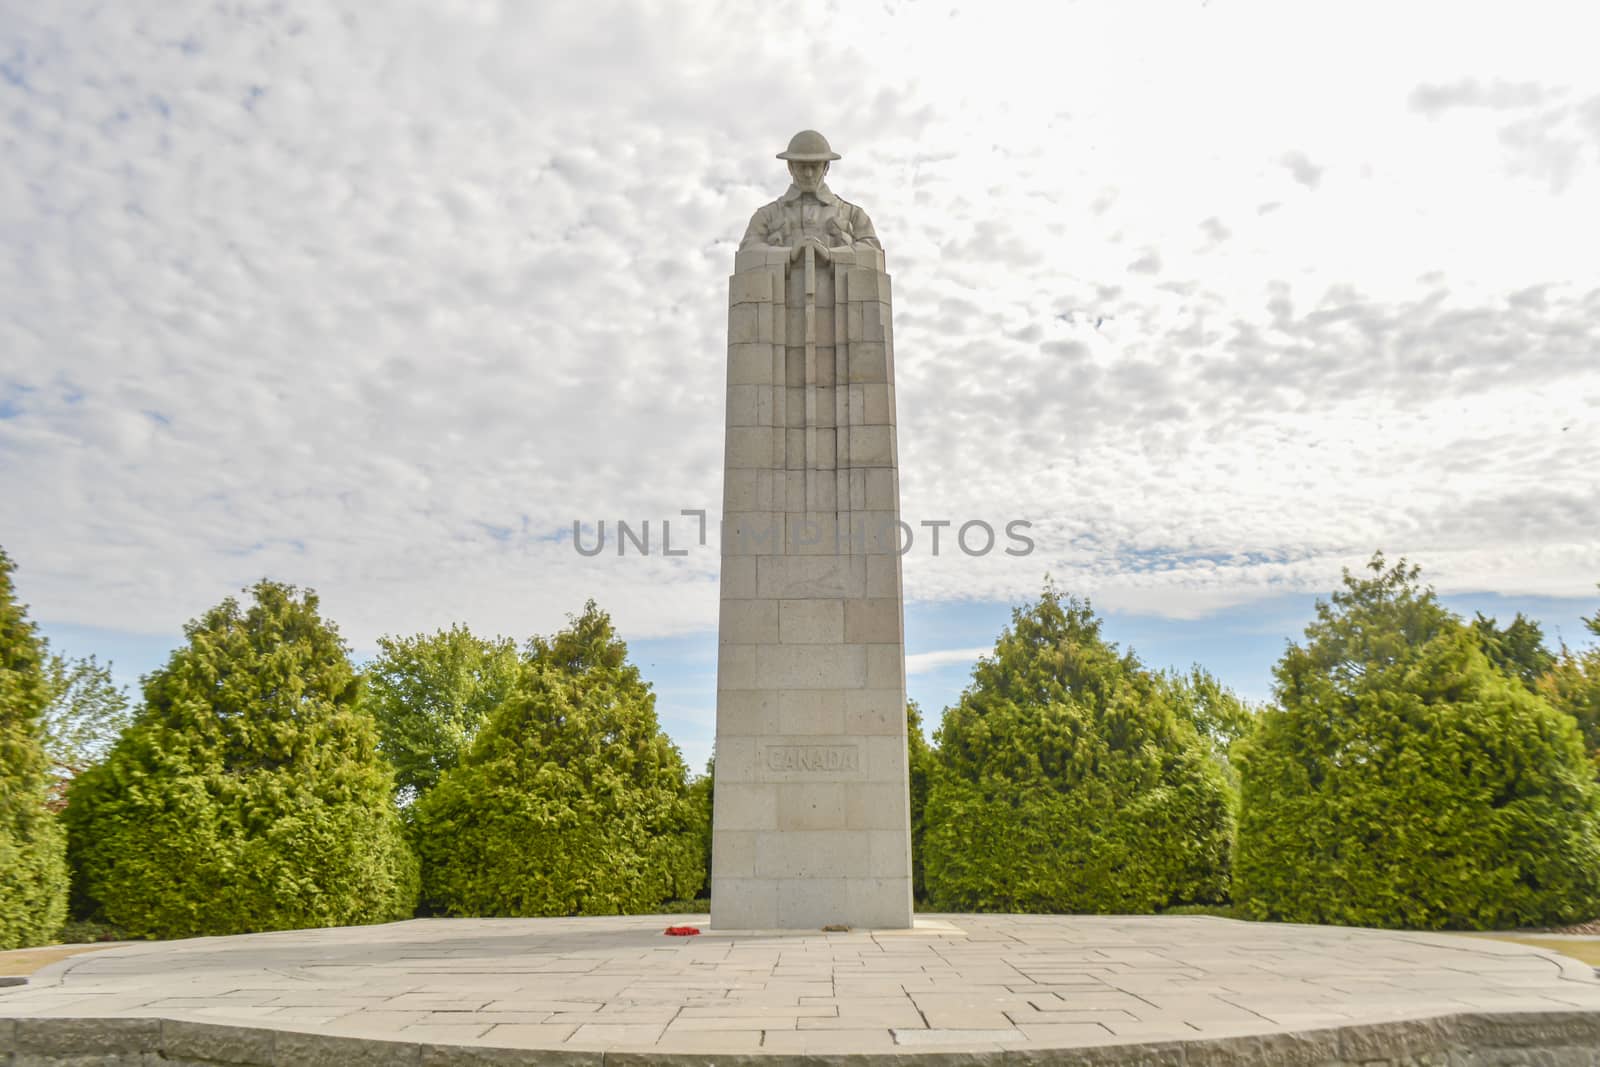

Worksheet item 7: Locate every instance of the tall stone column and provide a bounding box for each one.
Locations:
[711,132,912,930]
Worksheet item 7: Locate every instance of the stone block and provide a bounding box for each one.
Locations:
[756,644,867,689]
[865,643,904,689]
[15,1018,161,1056]
[845,598,902,644]
[720,557,756,599]
[785,512,840,556]
[711,879,780,929]
[783,469,807,512]
[758,831,870,879]
[716,689,779,735]
[724,426,778,470]
[728,271,772,305]
[712,830,757,879]
[718,599,778,644]
[845,689,905,735]
[756,556,866,599]
[805,471,838,510]
[784,386,806,427]
[866,554,900,598]
[864,466,896,508]
[847,424,895,466]
[778,690,846,734]
[846,782,909,829]
[727,302,759,344]
[714,782,778,829]
[864,735,910,783]
[757,737,869,782]
[779,599,844,644]
[846,341,888,384]
[846,877,913,928]
[721,510,782,555]
[811,427,836,469]
[717,644,756,690]
[869,828,912,878]
[729,342,777,387]
[863,383,894,426]
[777,783,847,831]
[274,1030,423,1066]
[724,384,757,427]
[161,1020,275,1065]
[733,248,788,273]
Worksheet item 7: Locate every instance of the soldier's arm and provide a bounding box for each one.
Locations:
[846,205,882,251]
[738,204,784,251]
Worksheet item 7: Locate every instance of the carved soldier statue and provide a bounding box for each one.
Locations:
[739,130,882,263]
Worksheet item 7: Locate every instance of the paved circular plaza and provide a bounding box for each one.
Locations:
[4,914,1600,1063]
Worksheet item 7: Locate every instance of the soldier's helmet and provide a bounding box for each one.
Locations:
[777,130,842,162]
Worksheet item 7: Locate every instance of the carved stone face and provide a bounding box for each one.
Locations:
[788,160,828,193]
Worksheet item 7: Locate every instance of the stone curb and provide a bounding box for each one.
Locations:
[4,1010,1600,1065]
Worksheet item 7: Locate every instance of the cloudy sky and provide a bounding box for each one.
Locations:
[4,0,1598,770]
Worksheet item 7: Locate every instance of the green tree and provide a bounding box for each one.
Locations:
[65,581,418,939]
[413,602,704,916]
[1472,611,1555,692]
[1538,594,1600,772]
[906,701,935,902]
[923,584,1234,913]
[366,625,522,805]
[687,753,713,900]
[0,547,68,949]
[1235,556,1600,930]
[40,653,131,808]
[1157,666,1256,787]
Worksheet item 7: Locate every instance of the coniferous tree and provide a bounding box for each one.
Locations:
[0,547,68,948]
[1236,556,1600,929]
[924,583,1234,913]
[65,581,418,938]
[413,602,704,915]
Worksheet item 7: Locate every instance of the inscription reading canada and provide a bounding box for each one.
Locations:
[763,745,861,773]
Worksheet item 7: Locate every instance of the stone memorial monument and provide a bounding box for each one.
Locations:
[711,131,913,930]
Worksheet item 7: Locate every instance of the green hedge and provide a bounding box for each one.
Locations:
[413,603,704,915]
[1235,558,1600,929]
[924,585,1234,912]
[0,548,68,949]
[65,581,418,939]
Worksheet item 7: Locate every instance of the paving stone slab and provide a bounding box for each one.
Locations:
[4,915,1600,1063]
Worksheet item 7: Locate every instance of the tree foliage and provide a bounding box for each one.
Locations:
[366,625,521,805]
[906,700,935,902]
[0,548,68,949]
[64,581,418,939]
[412,602,704,916]
[1472,611,1555,692]
[923,584,1234,913]
[1538,594,1600,773]
[40,653,131,808]
[1235,556,1600,930]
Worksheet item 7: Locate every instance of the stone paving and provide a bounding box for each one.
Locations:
[3,914,1600,1058]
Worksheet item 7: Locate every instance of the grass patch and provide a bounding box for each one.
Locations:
[0,943,121,978]
[1469,935,1600,966]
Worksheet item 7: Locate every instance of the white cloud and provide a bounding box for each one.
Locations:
[905,647,992,677]
[2,0,1598,656]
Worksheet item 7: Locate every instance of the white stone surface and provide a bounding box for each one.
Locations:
[5,916,1600,1061]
